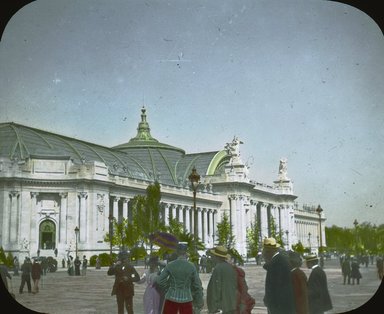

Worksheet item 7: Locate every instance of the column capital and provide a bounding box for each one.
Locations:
[10,191,19,197]
[59,192,68,198]
[228,194,237,200]
[78,192,88,198]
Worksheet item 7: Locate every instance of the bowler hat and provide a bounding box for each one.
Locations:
[263,237,281,249]
[210,246,230,259]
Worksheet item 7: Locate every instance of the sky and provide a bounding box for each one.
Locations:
[0,0,383,228]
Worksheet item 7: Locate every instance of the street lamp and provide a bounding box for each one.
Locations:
[316,205,323,253]
[74,226,79,258]
[353,219,359,254]
[189,167,200,254]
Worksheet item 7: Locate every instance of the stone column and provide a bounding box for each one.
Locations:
[260,202,268,239]
[164,203,170,226]
[123,198,129,220]
[197,207,202,241]
[10,191,19,244]
[79,192,88,242]
[30,192,39,247]
[185,206,190,232]
[172,204,177,221]
[112,196,119,220]
[59,193,68,243]
[203,209,208,243]
[229,195,237,242]
[212,210,217,244]
[2,192,11,246]
[178,205,184,226]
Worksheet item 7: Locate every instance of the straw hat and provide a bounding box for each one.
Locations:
[210,246,230,259]
[263,237,281,249]
[305,254,319,263]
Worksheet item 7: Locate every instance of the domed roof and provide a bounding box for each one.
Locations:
[112,107,185,154]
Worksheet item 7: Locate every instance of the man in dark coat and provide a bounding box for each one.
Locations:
[108,251,140,314]
[74,256,81,276]
[288,251,309,314]
[19,257,32,294]
[262,238,295,314]
[31,258,42,293]
[207,246,238,313]
[341,256,351,285]
[306,254,333,314]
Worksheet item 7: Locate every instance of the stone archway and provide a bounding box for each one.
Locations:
[39,220,56,250]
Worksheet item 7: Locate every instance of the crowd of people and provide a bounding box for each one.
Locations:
[2,240,383,314]
[66,255,88,276]
[105,237,335,314]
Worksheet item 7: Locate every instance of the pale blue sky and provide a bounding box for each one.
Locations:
[1,0,383,227]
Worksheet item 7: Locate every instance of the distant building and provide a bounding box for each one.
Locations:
[0,107,326,260]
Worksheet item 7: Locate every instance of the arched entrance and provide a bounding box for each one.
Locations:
[39,220,56,250]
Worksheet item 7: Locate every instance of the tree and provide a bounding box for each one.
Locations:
[166,217,205,265]
[269,216,283,247]
[215,212,235,248]
[246,214,260,258]
[215,212,244,264]
[104,181,166,254]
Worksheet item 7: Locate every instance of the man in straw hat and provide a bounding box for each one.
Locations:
[156,242,203,313]
[305,254,332,314]
[206,246,238,313]
[262,238,295,314]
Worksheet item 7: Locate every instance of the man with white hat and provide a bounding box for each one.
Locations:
[262,238,295,314]
[305,254,333,314]
[206,246,238,313]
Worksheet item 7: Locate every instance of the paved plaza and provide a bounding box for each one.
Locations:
[4,258,383,314]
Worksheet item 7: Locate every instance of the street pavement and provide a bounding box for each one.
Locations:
[3,258,383,314]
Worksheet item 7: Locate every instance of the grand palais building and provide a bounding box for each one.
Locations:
[0,107,326,261]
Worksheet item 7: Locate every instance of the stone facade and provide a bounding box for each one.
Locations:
[0,110,326,262]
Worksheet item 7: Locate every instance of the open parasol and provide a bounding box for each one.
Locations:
[149,231,178,250]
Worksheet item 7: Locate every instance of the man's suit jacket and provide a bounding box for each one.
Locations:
[307,265,333,314]
[108,261,140,296]
[263,252,296,314]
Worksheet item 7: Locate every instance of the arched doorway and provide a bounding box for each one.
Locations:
[39,220,56,250]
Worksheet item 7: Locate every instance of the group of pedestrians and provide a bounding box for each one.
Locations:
[107,237,332,314]
[341,255,362,285]
[18,257,43,294]
[262,237,333,314]
[67,255,88,276]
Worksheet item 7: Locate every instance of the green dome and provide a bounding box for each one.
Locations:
[112,107,185,154]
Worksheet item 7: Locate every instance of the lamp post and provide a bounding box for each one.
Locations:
[308,232,311,251]
[189,167,200,255]
[316,205,323,253]
[353,219,359,254]
[74,226,79,258]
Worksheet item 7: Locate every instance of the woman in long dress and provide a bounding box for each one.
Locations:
[138,256,162,314]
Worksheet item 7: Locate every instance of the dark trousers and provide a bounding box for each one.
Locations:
[116,291,133,314]
[19,275,31,293]
[162,300,193,314]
